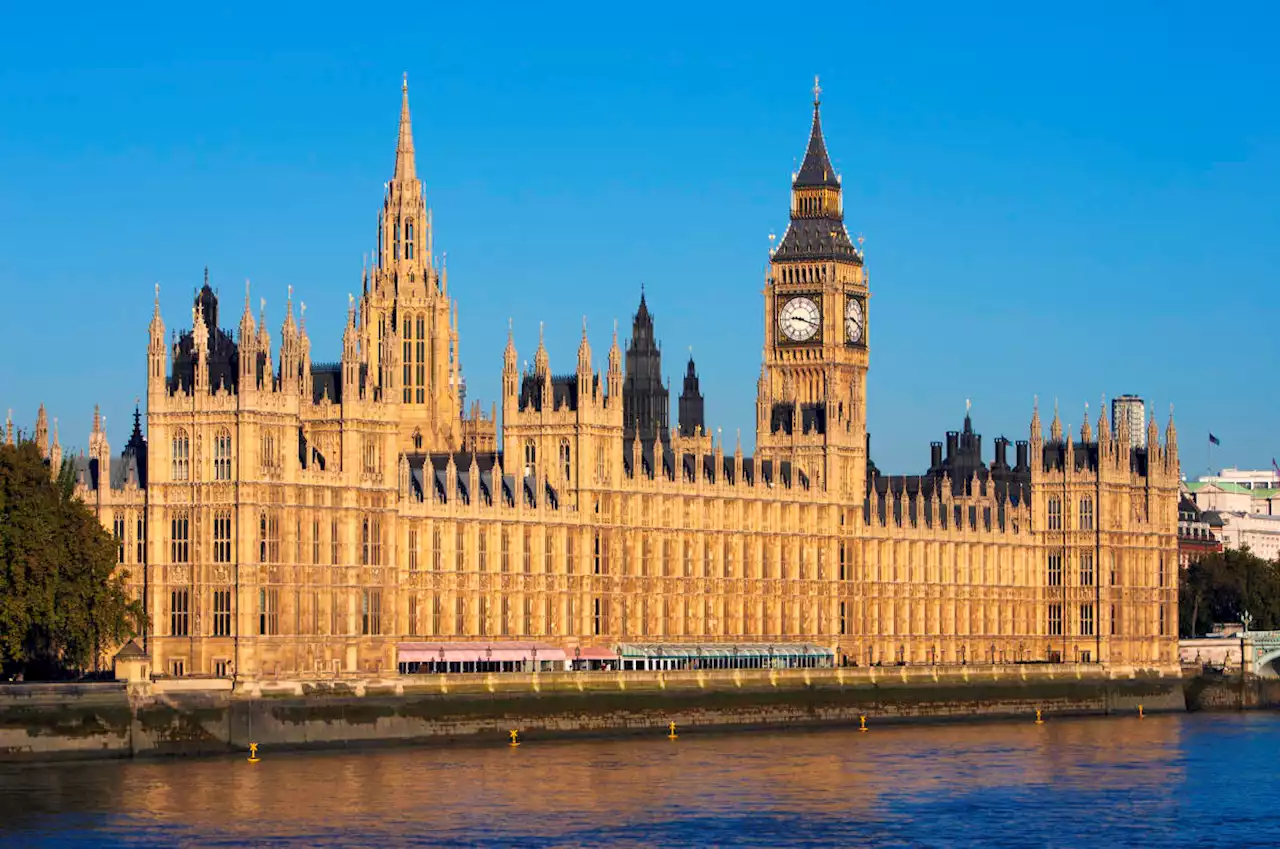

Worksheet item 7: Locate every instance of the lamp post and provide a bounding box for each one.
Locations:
[990,643,996,665]
[1241,610,1254,677]
[438,646,445,674]
[960,645,966,666]
[768,644,775,670]
[574,646,581,671]
[486,645,492,673]
[531,645,538,673]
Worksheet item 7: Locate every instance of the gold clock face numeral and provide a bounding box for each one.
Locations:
[845,297,864,344]
[779,296,820,342]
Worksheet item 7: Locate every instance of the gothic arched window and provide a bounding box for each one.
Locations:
[1047,497,1062,531]
[1080,497,1094,531]
[525,438,536,468]
[171,429,190,481]
[214,428,232,481]
[560,438,571,480]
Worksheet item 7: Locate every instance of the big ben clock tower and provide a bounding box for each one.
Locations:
[757,78,869,505]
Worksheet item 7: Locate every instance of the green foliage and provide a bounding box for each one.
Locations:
[0,441,145,679]
[1179,547,1280,637]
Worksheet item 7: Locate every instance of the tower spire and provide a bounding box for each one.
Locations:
[795,76,838,189]
[394,73,416,182]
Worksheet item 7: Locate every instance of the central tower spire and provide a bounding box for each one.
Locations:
[394,73,416,183]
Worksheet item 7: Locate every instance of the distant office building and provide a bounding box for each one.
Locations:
[1111,395,1146,449]
[1200,468,1280,491]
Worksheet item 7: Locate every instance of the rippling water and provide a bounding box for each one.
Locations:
[1,713,1277,847]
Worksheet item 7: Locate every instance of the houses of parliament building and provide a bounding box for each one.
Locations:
[40,79,1180,680]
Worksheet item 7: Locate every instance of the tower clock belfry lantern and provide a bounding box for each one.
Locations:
[758,77,869,503]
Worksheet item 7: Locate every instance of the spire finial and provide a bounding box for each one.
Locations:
[402,71,408,93]
[582,315,588,338]
[813,74,821,106]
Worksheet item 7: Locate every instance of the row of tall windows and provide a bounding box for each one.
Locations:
[1047,496,1095,531]
[1047,603,1097,638]
[393,217,415,261]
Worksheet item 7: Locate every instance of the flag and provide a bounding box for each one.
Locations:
[1272,457,1279,476]
[1209,433,1220,446]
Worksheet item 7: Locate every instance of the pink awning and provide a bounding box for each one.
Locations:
[397,642,566,664]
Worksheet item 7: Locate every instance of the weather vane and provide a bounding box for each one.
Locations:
[813,74,821,104]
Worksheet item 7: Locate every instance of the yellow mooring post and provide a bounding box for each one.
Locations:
[1035,709,1044,725]
[859,715,868,733]
[509,729,521,747]
[247,742,260,763]
[1139,704,1145,719]
[668,721,678,740]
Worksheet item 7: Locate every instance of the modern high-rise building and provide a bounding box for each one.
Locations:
[27,79,1180,681]
[1112,395,1147,450]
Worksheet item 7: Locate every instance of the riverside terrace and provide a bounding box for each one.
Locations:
[394,641,835,673]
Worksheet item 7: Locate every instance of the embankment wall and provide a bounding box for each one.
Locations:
[0,663,1184,761]
[1183,673,1280,711]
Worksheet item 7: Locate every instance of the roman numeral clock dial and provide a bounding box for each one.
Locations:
[845,297,864,344]
[778,296,821,343]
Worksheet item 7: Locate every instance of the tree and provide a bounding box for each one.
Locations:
[0,441,145,679]
[1179,547,1280,637]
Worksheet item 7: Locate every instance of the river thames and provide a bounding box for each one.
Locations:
[0,713,1276,847]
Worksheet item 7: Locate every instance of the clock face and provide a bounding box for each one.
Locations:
[778,296,821,342]
[845,297,864,344]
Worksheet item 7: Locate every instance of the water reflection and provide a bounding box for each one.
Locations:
[1,714,1277,847]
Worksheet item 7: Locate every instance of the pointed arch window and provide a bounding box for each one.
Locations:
[403,317,413,402]
[415,315,426,403]
[405,219,414,260]
[1079,497,1094,531]
[171,429,190,481]
[214,428,233,481]
[1047,497,1062,531]
[560,438,571,480]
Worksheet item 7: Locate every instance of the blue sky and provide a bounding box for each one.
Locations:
[1,1,1277,475]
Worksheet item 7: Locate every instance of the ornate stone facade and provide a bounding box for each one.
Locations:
[61,79,1179,680]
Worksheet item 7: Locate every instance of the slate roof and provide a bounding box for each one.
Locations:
[794,103,840,188]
